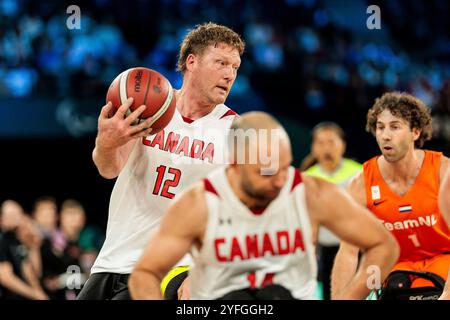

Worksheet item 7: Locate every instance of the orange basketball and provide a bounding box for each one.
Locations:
[106,67,176,133]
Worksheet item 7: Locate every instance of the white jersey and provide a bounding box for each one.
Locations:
[190,166,317,300]
[92,104,237,274]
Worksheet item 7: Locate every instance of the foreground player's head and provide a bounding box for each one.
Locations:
[229,112,292,203]
[366,92,432,163]
[177,22,245,105]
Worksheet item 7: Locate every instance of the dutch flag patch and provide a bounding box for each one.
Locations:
[398,205,412,213]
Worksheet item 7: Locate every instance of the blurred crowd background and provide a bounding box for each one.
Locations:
[1,0,449,299]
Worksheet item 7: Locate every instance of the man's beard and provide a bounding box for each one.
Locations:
[241,179,278,205]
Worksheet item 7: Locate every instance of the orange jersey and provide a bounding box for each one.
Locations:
[363,150,450,263]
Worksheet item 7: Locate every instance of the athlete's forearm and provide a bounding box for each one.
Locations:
[439,268,450,300]
[336,240,398,300]
[92,139,123,179]
[331,244,359,299]
[129,269,163,300]
[93,137,137,179]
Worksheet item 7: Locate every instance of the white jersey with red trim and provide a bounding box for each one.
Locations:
[92,104,237,274]
[190,166,317,300]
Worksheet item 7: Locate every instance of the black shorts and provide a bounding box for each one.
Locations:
[76,272,131,300]
[218,284,296,300]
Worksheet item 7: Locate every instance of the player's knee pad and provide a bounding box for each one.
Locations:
[377,270,445,300]
[160,266,189,300]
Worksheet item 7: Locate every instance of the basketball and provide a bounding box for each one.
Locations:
[106,67,176,133]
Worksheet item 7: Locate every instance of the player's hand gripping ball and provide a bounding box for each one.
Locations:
[106,67,176,133]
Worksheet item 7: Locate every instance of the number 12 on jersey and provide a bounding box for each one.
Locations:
[152,165,181,199]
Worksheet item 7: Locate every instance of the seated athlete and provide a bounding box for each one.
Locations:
[331,92,450,300]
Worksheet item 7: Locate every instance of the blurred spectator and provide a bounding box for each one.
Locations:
[40,199,94,299]
[0,200,22,232]
[32,196,58,239]
[301,122,362,300]
[78,224,104,275]
[0,200,47,300]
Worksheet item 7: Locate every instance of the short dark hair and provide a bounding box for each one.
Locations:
[312,121,345,142]
[366,92,432,148]
[33,196,57,212]
[61,199,84,213]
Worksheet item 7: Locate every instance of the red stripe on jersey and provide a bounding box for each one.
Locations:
[181,115,194,123]
[290,169,303,192]
[204,178,219,197]
[219,109,238,119]
[250,206,266,215]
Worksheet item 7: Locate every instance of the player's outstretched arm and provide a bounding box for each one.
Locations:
[92,97,155,179]
[129,183,207,299]
[304,175,399,300]
[439,157,450,227]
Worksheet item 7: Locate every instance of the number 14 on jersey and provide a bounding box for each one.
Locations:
[152,165,181,199]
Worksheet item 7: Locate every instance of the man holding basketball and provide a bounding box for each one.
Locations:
[331,92,450,300]
[77,22,244,300]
